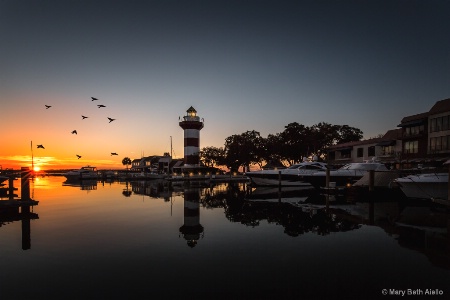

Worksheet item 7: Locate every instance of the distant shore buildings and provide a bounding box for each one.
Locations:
[326,97,450,169]
[128,98,450,173]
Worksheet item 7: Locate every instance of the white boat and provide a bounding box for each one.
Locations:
[245,161,328,186]
[64,166,99,180]
[299,158,389,189]
[394,173,448,200]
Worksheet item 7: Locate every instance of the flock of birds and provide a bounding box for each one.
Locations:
[38,97,119,161]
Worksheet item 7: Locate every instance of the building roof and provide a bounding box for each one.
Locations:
[327,137,382,150]
[381,128,402,140]
[428,97,450,115]
[187,106,197,113]
[399,112,429,124]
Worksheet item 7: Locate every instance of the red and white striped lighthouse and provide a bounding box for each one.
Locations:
[179,106,204,166]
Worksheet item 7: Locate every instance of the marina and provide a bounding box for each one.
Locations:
[1,174,449,299]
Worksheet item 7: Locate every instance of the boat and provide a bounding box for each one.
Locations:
[299,158,389,189]
[64,166,99,180]
[394,172,448,201]
[245,161,329,187]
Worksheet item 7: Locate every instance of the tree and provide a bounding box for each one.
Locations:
[336,125,363,143]
[223,130,264,172]
[261,133,285,168]
[200,146,225,168]
[122,157,131,170]
[278,122,311,165]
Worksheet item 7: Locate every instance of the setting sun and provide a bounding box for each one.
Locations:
[33,166,41,172]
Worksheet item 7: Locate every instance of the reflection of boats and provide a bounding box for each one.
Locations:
[394,173,448,200]
[64,166,98,180]
[63,179,97,190]
[245,186,322,207]
[300,159,389,189]
[128,172,167,180]
[100,170,117,179]
[245,161,328,186]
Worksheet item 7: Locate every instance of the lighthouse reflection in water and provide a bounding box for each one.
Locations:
[179,185,204,247]
[1,177,449,300]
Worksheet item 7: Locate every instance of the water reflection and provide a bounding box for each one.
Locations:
[179,185,204,247]
[24,178,450,270]
[1,177,449,299]
[0,203,39,250]
[63,179,97,191]
[114,180,449,259]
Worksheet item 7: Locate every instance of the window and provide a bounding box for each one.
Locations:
[328,151,335,160]
[430,116,450,132]
[368,146,375,156]
[431,118,436,132]
[382,145,394,156]
[404,141,418,154]
[357,148,363,157]
[443,116,449,131]
[404,125,425,136]
[340,150,351,159]
[430,135,450,152]
[443,136,448,150]
[436,118,443,131]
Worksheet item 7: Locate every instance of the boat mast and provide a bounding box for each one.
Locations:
[170,136,173,158]
[31,140,34,171]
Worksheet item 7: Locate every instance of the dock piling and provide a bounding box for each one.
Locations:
[21,167,31,201]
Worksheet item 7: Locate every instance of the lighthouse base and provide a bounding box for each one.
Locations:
[172,165,220,176]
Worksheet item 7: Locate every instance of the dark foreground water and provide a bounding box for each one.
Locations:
[1,176,449,300]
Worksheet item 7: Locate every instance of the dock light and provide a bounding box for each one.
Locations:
[190,172,194,177]
[206,172,210,176]
[346,183,352,188]
[233,172,237,176]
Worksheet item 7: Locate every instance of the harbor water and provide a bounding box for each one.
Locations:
[0,176,449,300]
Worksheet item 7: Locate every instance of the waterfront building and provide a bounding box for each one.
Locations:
[326,97,450,169]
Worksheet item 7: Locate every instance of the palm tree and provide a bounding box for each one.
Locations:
[122,157,131,171]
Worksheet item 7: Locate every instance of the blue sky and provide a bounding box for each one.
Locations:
[1,0,450,168]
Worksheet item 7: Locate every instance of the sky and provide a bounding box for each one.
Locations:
[1,0,450,170]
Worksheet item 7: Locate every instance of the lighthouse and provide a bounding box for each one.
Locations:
[179,106,204,167]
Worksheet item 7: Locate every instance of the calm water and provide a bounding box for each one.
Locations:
[1,176,449,300]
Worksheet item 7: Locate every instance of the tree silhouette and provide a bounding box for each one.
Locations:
[122,157,131,171]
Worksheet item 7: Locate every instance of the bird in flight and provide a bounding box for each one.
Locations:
[91,97,98,101]
[71,130,77,134]
[45,105,51,109]
[111,152,118,156]
[37,144,45,149]
[107,117,116,123]
[97,104,106,108]
[82,115,88,119]
[76,154,82,159]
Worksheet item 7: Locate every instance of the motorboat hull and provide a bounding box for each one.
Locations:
[394,173,448,200]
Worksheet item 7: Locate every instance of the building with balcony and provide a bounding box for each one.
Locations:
[326,97,450,169]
